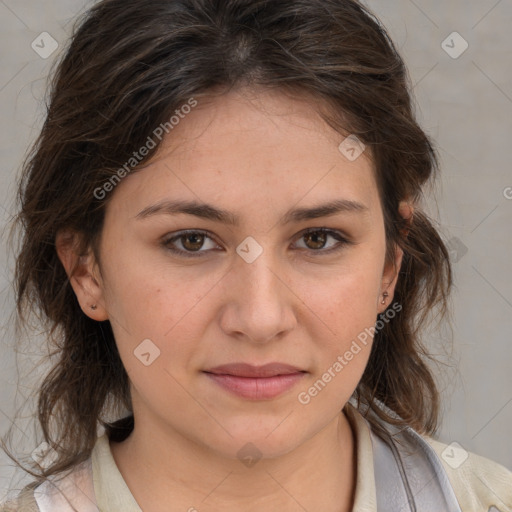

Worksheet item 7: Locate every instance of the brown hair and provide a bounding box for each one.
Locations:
[3,0,452,486]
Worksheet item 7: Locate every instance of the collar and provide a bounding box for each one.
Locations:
[34,401,456,512]
[89,402,377,511]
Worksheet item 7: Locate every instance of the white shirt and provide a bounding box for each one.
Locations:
[3,402,511,511]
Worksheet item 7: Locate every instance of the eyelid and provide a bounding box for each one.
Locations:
[161,229,222,257]
[161,227,353,257]
[293,227,353,253]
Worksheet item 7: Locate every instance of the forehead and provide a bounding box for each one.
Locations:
[107,87,381,224]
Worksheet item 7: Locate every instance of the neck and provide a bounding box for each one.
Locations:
[110,408,356,512]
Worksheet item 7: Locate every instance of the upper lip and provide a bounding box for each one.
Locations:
[204,363,306,378]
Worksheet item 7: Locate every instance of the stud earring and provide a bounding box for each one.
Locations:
[381,291,389,305]
[90,304,98,310]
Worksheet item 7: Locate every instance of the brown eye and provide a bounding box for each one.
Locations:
[181,233,205,251]
[303,231,327,250]
[294,228,352,254]
[162,230,219,257]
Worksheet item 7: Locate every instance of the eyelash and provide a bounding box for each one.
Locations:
[161,228,353,258]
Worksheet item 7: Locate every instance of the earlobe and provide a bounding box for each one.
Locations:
[55,230,109,321]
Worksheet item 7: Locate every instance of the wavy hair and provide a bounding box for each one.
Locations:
[2,0,452,485]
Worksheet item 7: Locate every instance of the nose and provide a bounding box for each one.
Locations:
[218,249,297,344]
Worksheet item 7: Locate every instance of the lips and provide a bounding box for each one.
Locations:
[204,362,306,378]
[203,363,307,400]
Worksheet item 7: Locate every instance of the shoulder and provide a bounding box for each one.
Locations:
[0,482,40,512]
[424,436,512,512]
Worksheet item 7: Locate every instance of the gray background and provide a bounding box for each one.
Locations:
[1,0,511,500]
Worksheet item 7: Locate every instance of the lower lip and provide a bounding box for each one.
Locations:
[204,372,306,400]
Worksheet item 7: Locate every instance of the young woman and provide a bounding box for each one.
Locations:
[2,0,511,511]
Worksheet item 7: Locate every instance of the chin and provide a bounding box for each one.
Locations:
[206,420,304,461]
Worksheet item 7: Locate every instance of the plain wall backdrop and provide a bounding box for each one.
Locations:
[1,0,511,500]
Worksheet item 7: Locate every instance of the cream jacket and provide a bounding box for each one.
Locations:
[2,402,511,511]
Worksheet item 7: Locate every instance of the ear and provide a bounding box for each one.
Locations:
[55,229,109,321]
[398,200,414,237]
[377,200,413,313]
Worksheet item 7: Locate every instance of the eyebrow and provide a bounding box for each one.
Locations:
[135,198,369,226]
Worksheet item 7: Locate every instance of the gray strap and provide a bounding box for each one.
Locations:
[369,416,463,511]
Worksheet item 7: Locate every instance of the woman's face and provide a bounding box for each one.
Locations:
[67,87,402,459]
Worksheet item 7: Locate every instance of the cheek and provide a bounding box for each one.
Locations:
[291,252,385,403]
[299,253,384,339]
[292,268,381,411]
[100,247,221,374]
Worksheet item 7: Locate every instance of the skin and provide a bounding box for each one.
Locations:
[56,87,410,512]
